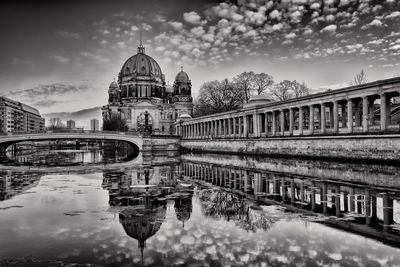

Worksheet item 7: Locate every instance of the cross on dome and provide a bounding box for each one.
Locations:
[137,31,145,54]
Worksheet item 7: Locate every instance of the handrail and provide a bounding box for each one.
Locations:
[0,130,141,137]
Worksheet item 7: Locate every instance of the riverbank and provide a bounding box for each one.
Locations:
[181,134,400,164]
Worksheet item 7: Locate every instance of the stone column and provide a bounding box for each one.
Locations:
[347,99,353,133]
[265,112,269,135]
[243,115,248,138]
[254,112,260,137]
[309,105,314,135]
[321,103,326,134]
[380,93,387,131]
[289,108,294,135]
[233,117,236,138]
[333,101,339,133]
[227,118,231,137]
[271,111,276,136]
[299,107,303,135]
[362,96,369,132]
[280,110,285,135]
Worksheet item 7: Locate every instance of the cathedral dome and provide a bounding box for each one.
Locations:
[175,70,190,83]
[120,50,163,81]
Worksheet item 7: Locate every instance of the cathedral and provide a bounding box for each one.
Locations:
[102,40,193,134]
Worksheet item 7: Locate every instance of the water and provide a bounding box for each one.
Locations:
[1,149,400,266]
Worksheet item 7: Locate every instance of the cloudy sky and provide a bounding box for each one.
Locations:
[1,0,399,115]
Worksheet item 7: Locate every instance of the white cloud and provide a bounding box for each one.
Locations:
[386,11,400,19]
[169,21,183,30]
[285,32,297,39]
[183,11,203,25]
[57,31,80,39]
[141,23,152,31]
[269,10,282,20]
[190,26,205,37]
[49,54,70,64]
[321,24,337,32]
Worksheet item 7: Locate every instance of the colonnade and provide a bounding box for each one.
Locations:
[179,80,400,139]
[181,161,398,227]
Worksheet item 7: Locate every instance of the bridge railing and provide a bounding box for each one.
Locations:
[0,129,140,136]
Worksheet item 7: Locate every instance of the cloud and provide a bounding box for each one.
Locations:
[183,11,204,25]
[57,31,80,39]
[386,11,400,19]
[49,54,70,64]
[321,24,337,32]
[169,21,184,31]
[141,23,152,31]
[9,83,90,108]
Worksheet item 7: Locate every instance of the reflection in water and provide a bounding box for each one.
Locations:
[0,170,42,201]
[4,140,138,166]
[119,196,167,261]
[0,152,400,266]
[181,154,400,245]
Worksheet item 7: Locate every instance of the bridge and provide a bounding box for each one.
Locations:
[177,77,400,162]
[0,131,143,152]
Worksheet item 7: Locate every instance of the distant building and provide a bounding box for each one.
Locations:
[90,118,99,131]
[0,96,44,133]
[66,120,76,129]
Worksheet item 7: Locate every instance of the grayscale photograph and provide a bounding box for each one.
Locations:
[0,0,400,266]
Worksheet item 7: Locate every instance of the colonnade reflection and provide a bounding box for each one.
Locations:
[179,157,400,245]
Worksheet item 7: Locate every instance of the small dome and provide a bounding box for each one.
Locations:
[175,69,189,83]
[244,95,272,108]
[179,113,192,120]
[109,80,118,89]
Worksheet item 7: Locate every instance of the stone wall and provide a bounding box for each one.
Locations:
[142,135,181,152]
[181,135,400,163]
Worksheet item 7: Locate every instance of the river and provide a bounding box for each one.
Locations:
[0,145,399,266]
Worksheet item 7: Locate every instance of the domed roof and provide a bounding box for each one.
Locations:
[179,113,192,120]
[109,80,118,89]
[120,46,163,81]
[175,67,189,83]
[243,94,272,108]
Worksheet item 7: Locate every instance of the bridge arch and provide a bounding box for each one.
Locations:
[0,132,143,154]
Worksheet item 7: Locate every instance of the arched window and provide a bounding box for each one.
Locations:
[181,88,186,95]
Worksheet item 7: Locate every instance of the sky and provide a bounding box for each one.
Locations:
[0,0,400,115]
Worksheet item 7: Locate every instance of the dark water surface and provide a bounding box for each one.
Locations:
[1,150,400,266]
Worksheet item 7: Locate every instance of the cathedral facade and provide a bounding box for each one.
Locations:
[102,42,193,134]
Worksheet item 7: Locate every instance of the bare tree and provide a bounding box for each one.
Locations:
[270,80,294,101]
[47,117,65,130]
[270,80,310,101]
[350,69,367,86]
[293,81,311,98]
[233,71,255,102]
[194,79,245,117]
[253,73,274,95]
